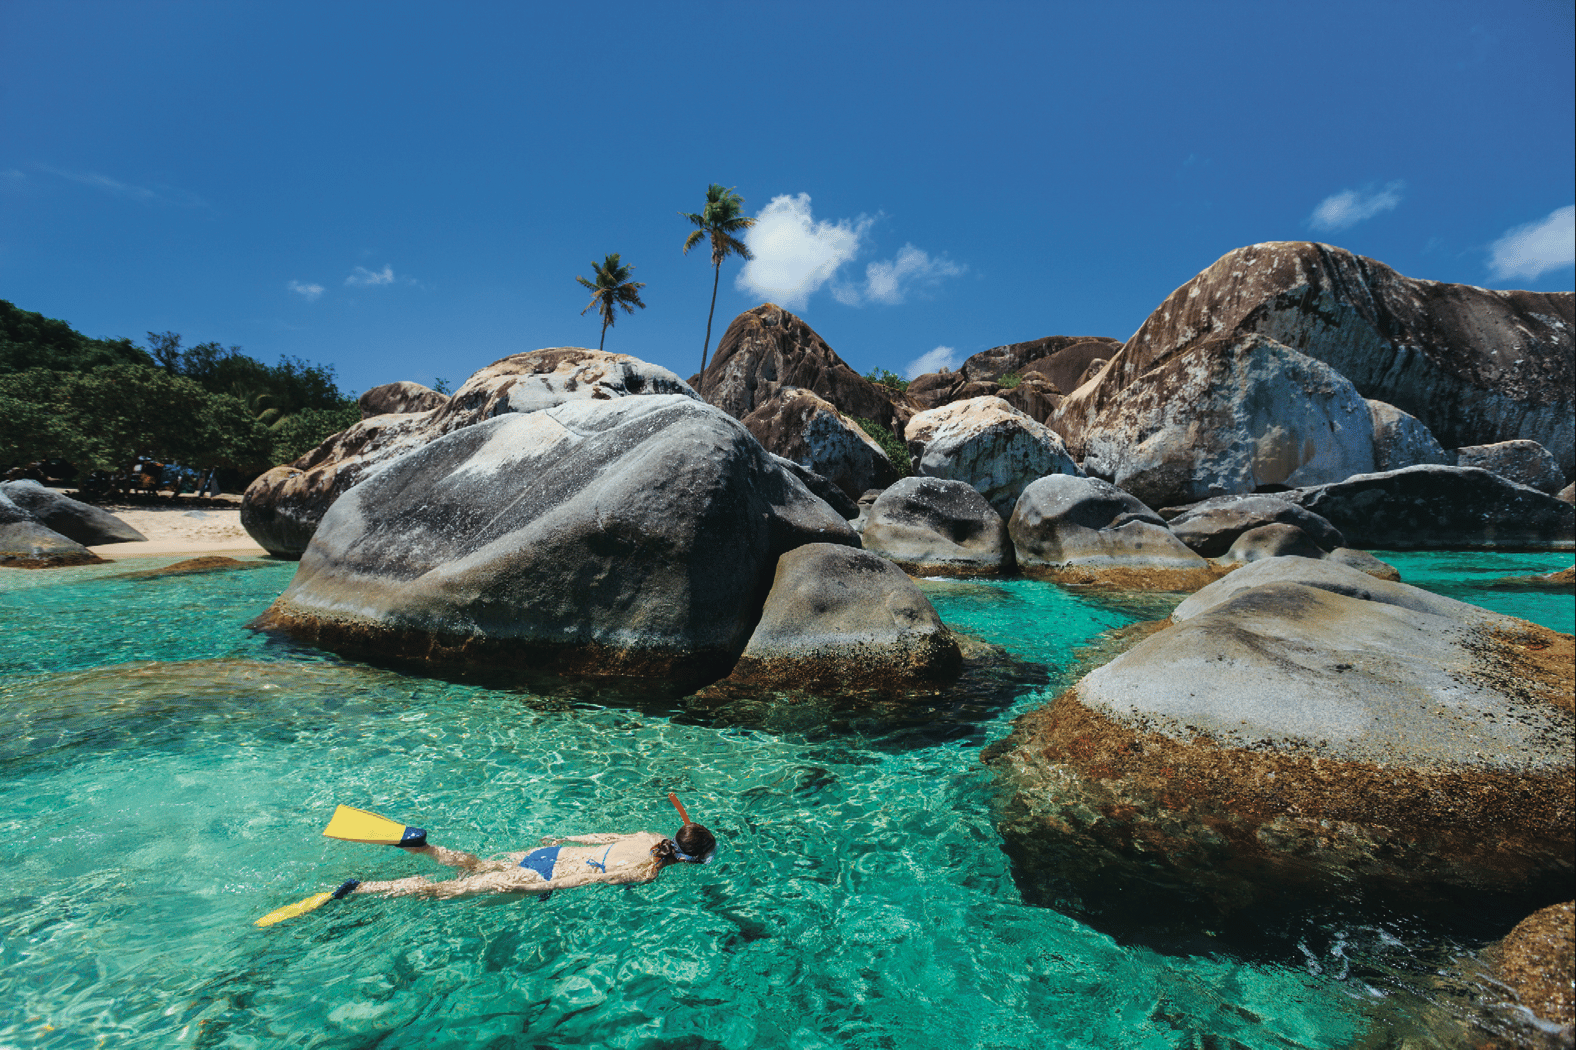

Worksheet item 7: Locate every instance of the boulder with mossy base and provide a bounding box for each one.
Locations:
[984,556,1574,931]
[253,396,857,693]
[1007,474,1222,591]
[717,543,961,695]
[0,489,104,568]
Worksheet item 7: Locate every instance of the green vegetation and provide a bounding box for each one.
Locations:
[854,418,912,478]
[863,367,910,393]
[997,372,1022,389]
[681,184,755,375]
[575,253,647,351]
[0,300,357,483]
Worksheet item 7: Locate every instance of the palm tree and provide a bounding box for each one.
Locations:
[576,253,647,352]
[681,184,756,375]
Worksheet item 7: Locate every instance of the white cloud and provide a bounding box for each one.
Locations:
[1308,180,1405,232]
[736,193,872,309]
[40,166,205,207]
[1487,205,1575,282]
[843,244,965,306]
[346,265,396,286]
[905,345,962,379]
[289,280,324,302]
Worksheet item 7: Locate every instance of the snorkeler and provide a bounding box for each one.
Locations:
[255,794,716,926]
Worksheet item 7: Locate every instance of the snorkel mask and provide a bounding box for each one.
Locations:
[668,792,717,864]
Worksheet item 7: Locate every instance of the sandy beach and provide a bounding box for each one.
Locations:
[83,494,269,559]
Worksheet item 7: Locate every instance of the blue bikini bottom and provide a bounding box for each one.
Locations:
[519,846,561,881]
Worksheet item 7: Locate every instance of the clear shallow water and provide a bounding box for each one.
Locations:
[1371,550,1574,634]
[0,556,1569,1049]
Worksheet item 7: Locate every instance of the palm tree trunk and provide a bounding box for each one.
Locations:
[701,262,721,375]
[599,319,608,352]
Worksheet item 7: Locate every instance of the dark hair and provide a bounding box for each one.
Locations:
[674,823,716,861]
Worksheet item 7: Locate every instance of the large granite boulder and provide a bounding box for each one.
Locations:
[984,556,1575,926]
[741,387,896,501]
[906,396,1080,517]
[1454,439,1567,494]
[242,348,701,558]
[0,489,102,568]
[767,454,860,520]
[1070,241,1574,475]
[1167,494,1345,557]
[721,543,961,693]
[1063,333,1377,509]
[254,396,858,689]
[960,335,1121,385]
[1007,474,1219,590]
[1020,339,1123,395]
[0,480,145,544]
[1214,522,1328,564]
[695,304,914,434]
[1282,464,1576,549]
[996,373,1062,425]
[1367,399,1451,472]
[906,370,966,410]
[860,476,1012,577]
[357,381,448,419]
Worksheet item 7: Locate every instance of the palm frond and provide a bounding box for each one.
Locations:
[682,229,706,254]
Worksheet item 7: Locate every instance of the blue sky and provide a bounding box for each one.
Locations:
[3,1,1572,397]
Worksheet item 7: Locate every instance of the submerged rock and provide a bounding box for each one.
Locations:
[0,480,145,545]
[907,396,1080,518]
[1485,566,1575,592]
[357,380,448,419]
[742,387,896,501]
[1485,901,1575,1040]
[1167,494,1344,558]
[255,396,857,690]
[860,476,1012,577]
[242,348,700,558]
[1282,464,1576,550]
[1454,439,1567,495]
[1008,475,1220,591]
[1064,333,1377,509]
[985,556,1575,926]
[720,543,961,694]
[109,556,266,581]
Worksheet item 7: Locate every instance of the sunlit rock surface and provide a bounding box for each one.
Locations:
[907,396,1080,518]
[860,476,1012,577]
[742,387,896,501]
[985,556,1575,925]
[256,396,857,689]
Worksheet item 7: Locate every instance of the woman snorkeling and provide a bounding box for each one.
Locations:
[256,794,716,925]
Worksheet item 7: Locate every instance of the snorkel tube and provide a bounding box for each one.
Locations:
[667,793,715,863]
[668,792,692,827]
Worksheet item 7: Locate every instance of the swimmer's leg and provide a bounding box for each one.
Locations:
[353,870,551,900]
[398,843,505,872]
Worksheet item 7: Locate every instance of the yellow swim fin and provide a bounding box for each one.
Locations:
[322,805,427,847]
[255,879,360,928]
[255,892,333,927]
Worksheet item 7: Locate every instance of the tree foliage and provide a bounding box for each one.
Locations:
[854,418,912,478]
[681,184,755,374]
[575,253,647,351]
[863,367,910,393]
[0,301,358,477]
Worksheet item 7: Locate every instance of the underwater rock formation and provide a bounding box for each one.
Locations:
[742,387,896,501]
[906,396,1080,518]
[1007,474,1220,591]
[860,476,1012,577]
[255,395,856,689]
[721,543,961,693]
[985,556,1575,924]
[1075,240,1575,475]
[242,348,698,558]
[1063,333,1377,509]
[1485,900,1575,1040]
[0,480,145,545]
[1282,465,1575,550]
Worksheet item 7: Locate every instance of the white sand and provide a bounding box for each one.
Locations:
[85,497,268,559]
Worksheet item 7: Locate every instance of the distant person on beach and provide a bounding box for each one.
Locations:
[256,794,717,924]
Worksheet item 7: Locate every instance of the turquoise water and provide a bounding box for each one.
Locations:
[1371,550,1574,634]
[0,556,1569,1049]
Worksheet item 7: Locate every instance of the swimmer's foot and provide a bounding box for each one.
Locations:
[332,879,360,899]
